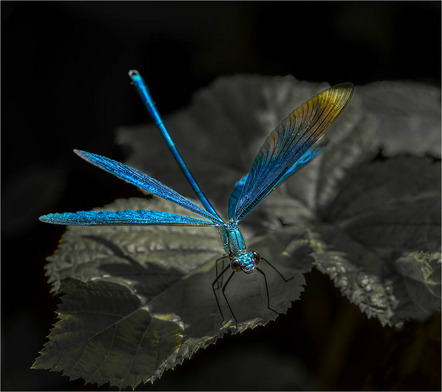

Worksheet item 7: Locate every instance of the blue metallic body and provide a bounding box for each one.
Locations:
[40,70,354,275]
[218,224,257,274]
[129,70,222,221]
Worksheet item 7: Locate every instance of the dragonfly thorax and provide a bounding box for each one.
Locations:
[231,250,261,274]
[218,224,260,273]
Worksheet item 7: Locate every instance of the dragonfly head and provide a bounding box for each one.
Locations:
[231,251,261,274]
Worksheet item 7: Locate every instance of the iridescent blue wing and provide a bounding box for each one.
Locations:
[74,150,223,224]
[39,209,219,226]
[228,143,325,218]
[274,142,326,186]
[228,176,248,220]
[230,83,354,222]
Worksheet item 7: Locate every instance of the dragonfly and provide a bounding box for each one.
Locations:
[40,70,353,324]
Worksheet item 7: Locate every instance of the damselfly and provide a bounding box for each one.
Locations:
[40,70,353,324]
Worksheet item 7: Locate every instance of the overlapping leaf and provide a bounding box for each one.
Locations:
[299,157,440,326]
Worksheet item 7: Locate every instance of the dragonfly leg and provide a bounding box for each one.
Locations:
[212,264,230,323]
[256,267,278,315]
[221,271,237,327]
[215,255,228,289]
[261,257,293,282]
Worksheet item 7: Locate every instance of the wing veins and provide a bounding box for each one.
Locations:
[231,83,353,221]
[237,99,326,215]
[74,150,223,224]
[39,209,220,226]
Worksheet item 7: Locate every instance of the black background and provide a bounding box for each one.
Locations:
[2,2,441,390]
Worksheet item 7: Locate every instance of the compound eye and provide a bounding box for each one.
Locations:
[252,251,261,265]
[232,259,241,272]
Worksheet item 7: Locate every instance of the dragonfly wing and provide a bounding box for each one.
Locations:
[228,175,248,219]
[227,142,325,219]
[273,142,326,187]
[74,150,223,224]
[39,209,220,226]
[231,83,354,222]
